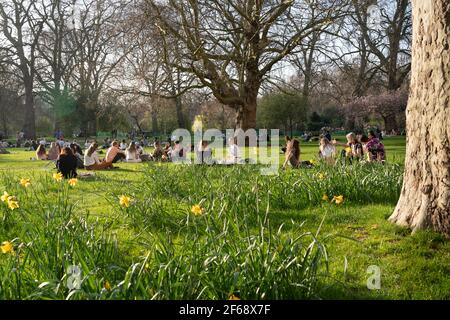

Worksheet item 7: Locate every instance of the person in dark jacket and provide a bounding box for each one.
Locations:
[56,147,78,178]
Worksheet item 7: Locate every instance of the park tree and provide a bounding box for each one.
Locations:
[257,92,307,136]
[389,0,450,235]
[146,0,349,130]
[0,0,47,139]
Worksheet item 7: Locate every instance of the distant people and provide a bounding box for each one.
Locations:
[125,142,142,163]
[36,144,48,160]
[120,139,127,150]
[84,139,91,149]
[319,137,336,165]
[102,138,111,149]
[31,140,40,151]
[365,130,386,162]
[162,143,172,162]
[84,143,113,170]
[221,136,241,165]
[56,147,78,179]
[376,128,383,140]
[282,136,300,169]
[70,143,85,169]
[105,140,126,163]
[39,137,47,146]
[111,128,118,139]
[196,140,213,164]
[47,142,61,161]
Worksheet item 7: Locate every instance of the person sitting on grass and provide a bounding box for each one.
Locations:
[36,144,48,160]
[56,147,78,178]
[125,142,142,163]
[171,141,188,163]
[47,142,61,161]
[120,139,127,150]
[332,132,363,163]
[105,140,126,163]
[70,143,85,169]
[364,130,386,163]
[162,143,172,162]
[84,142,113,170]
[196,140,214,164]
[151,141,164,161]
[319,137,336,165]
[282,136,300,169]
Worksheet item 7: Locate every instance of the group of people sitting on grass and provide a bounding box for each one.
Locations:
[283,130,386,169]
[19,128,387,178]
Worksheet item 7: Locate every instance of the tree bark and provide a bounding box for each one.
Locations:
[23,81,36,139]
[389,0,450,235]
[235,100,257,131]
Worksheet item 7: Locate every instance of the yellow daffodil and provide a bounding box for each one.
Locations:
[322,194,329,201]
[1,191,10,202]
[228,294,240,300]
[0,241,14,254]
[309,159,317,165]
[318,173,325,180]
[191,204,203,216]
[104,281,111,291]
[53,173,63,182]
[20,178,31,188]
[119,195,132,208]
[7,197,19,210]
[332,195,344,205]
[68,178,78,187]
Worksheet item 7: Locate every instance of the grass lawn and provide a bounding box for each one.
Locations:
[0,136,448,300]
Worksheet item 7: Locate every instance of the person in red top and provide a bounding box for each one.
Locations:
[105,140,126,163]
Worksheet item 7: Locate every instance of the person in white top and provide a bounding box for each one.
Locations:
[84,142,113,170]
[319,137,336,165]
[125,142,142,163]
[120,140,127,150]
[219,137,241,165]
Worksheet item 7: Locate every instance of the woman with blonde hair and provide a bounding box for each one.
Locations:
[333,132,363,162]
[84,142,113,170]
[125,142,142,163]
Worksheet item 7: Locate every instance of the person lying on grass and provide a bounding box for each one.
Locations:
[84,142,114,170]
[56,147,78,179]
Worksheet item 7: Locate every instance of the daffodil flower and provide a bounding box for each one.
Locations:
[191,204,203,216]
[1,241,14,254]
[53,173,63,182]
[68,178,78,187]
[119,195,132,208]
[20,178,31,188]
[1,191,10,202]
[332,195,344,205]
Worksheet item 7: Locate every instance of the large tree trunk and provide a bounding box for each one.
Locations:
[389,0,450,235]
[23,81,36,139]
[174,96,185,129]
[235,101,257,131]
